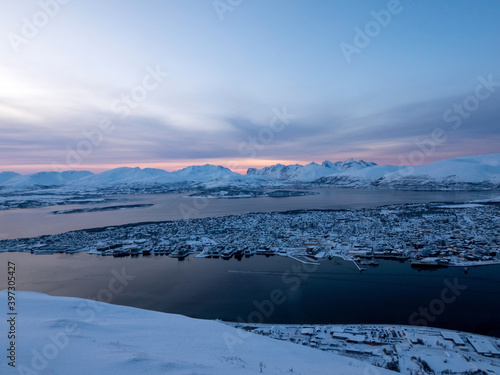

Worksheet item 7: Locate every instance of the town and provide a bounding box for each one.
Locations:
[0,202,499,269]
[225,322,500,374]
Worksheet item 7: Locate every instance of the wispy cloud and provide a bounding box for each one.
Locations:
[1,1,499,172]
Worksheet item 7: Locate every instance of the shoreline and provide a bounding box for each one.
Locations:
[2,201,500,269]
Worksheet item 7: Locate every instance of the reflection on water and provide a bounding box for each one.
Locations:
[1,252,499,337]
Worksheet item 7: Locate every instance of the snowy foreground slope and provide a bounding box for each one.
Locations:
[1,291,392,375]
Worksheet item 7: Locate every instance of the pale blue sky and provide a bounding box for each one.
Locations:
[1,0,499,173]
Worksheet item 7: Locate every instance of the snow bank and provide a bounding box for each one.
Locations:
[0,291,391,374]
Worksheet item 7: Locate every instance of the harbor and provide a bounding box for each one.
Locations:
[2,202,499,270]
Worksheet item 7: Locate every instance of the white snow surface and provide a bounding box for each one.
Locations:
[379,153,500,183]
[169,164,235,182]
[65,165,270,189]
[0,171,92,189]
[67,167,178,186]
[0,171,21,184]
[1,153,498,190]
[248,159,379,182]
[328,164,402,182]
[247,163,302,180]
[1,291,391,375]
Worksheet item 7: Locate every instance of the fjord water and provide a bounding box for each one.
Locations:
[0,188,498,239]
[1,252,499,338]
[1,189,499,337]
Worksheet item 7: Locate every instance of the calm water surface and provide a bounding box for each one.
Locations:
[0,188,498,239]
[1,252,499,337]
[1,189,499,337]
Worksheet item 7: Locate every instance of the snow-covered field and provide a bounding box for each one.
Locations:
[1,291,391,374]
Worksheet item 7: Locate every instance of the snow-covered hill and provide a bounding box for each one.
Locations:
[0,170,92,189]
[0,171,21,184]
[372,154,500,190]
[248,159,378,182]
[252,154,500,190]
[315,164,402,187]
[247,163,303,180]
[0,291,390,375]
[0,154,498,191]
[169,164,236,182]
[66,164,270,190]
[67,167,176,187]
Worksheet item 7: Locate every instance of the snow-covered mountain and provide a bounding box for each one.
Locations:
[0,170,92,189]
[170,164,237,182]
[247,163,302,180]
[251,154,500,189]
[67,167,175,187]
[0,171,21,184]
[248,159,378,182]
[0,291,390,375]
[68,164,268,189]
[0,154,498,191]
[315,164,402,187]
[372,154,500,190]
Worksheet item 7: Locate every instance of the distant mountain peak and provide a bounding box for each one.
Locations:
[246,157,379,182]
[0,154,497,192]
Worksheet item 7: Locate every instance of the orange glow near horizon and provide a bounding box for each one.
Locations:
[0,153,465,175]
[0,159,312,175]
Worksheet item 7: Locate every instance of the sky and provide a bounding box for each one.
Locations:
[1,0,499,174]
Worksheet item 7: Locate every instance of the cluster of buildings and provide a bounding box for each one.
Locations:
[1,202,499,268]
[225,322,500,374]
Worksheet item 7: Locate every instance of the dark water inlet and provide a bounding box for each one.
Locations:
[1,252,499,338]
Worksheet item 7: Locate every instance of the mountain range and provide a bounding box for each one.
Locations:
[0,153,499,192]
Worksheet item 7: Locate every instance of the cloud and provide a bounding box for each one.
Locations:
[1,76,499,171]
